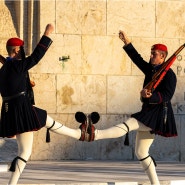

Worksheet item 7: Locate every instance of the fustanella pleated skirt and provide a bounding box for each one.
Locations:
[0,94,47,138]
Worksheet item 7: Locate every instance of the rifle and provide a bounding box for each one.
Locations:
[0,54,35,87]
[0,55,6,64]
[144,43,185,92]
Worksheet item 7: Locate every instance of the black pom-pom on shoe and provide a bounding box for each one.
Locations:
[90,112,100,124]
[75,111,87,123]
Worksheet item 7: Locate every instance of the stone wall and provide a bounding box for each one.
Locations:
[0,0,185,162]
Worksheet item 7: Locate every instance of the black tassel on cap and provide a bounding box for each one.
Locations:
[46,121,55,143]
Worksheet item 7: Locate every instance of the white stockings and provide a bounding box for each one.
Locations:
[94,118,151,140]
[45,115,81,140]
[8,132,33,185]
[135,131,160,185]
[8,116,160,185]
[8,115,81,185]
[94,117,160,185]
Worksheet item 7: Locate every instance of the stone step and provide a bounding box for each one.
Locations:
[0,181,185,185]
[0,161,185,185]
[0,164,8,172]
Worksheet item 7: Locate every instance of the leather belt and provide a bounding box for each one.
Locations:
[2,91,26,101]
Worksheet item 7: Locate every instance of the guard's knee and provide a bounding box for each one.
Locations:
[138,155,157,168]
[135,145,150,160]
[135,148,144,159]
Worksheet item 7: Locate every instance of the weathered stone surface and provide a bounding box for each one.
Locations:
[56,74,106,113]
[29,73,56,113]
[39,0,55,34]
[56,0,106,35]
[1,0,185,162]
[156,1,185,39]
[107,1,156,37]
[107,76,143,114]
[82,35,131,75]
[0,2,17,55]
[30,34,82,74]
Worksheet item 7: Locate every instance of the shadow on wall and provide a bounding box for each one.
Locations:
[5,1,21,36]
[5,1,40,55]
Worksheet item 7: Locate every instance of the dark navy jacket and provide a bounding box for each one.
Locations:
[0,35,52,137]
[124,43,177,137]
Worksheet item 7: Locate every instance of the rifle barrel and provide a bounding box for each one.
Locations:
[144,43,185,92]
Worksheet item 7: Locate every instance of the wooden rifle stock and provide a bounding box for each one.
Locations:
[144,43,185,92]
[0,55,6,64]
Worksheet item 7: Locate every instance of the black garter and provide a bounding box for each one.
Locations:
[139,155,157,171]
[9,156,27,172]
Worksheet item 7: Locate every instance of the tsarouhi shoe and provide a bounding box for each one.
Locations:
[75,111,100,142]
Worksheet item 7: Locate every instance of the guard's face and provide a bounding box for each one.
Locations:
[150,49,164,66]
[14,46,22,60]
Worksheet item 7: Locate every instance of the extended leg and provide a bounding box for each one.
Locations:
[94,117,151,140]
[135,131,160,185]
[45,115,81,142]
[8,131,33,185]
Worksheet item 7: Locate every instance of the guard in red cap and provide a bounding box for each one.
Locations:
[151,43,168,53]
[150,43,168,66]
[6,37,36,104]
[86,31,177,185]
[0,26,55,184]
[0,24,87,185]
[6,37,24,47]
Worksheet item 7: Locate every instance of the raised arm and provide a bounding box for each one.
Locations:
[44,24,54,37]
[119,30,131,46]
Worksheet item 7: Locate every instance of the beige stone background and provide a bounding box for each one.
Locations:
[0,0,185,162]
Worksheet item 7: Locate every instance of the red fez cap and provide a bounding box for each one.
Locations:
[6,38,24,46]
[151,44,167,52]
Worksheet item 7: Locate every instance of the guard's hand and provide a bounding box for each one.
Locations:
[44,24,54,37]
[140,89,152,98]
[119,30,131,45]
[30,80,35,87]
